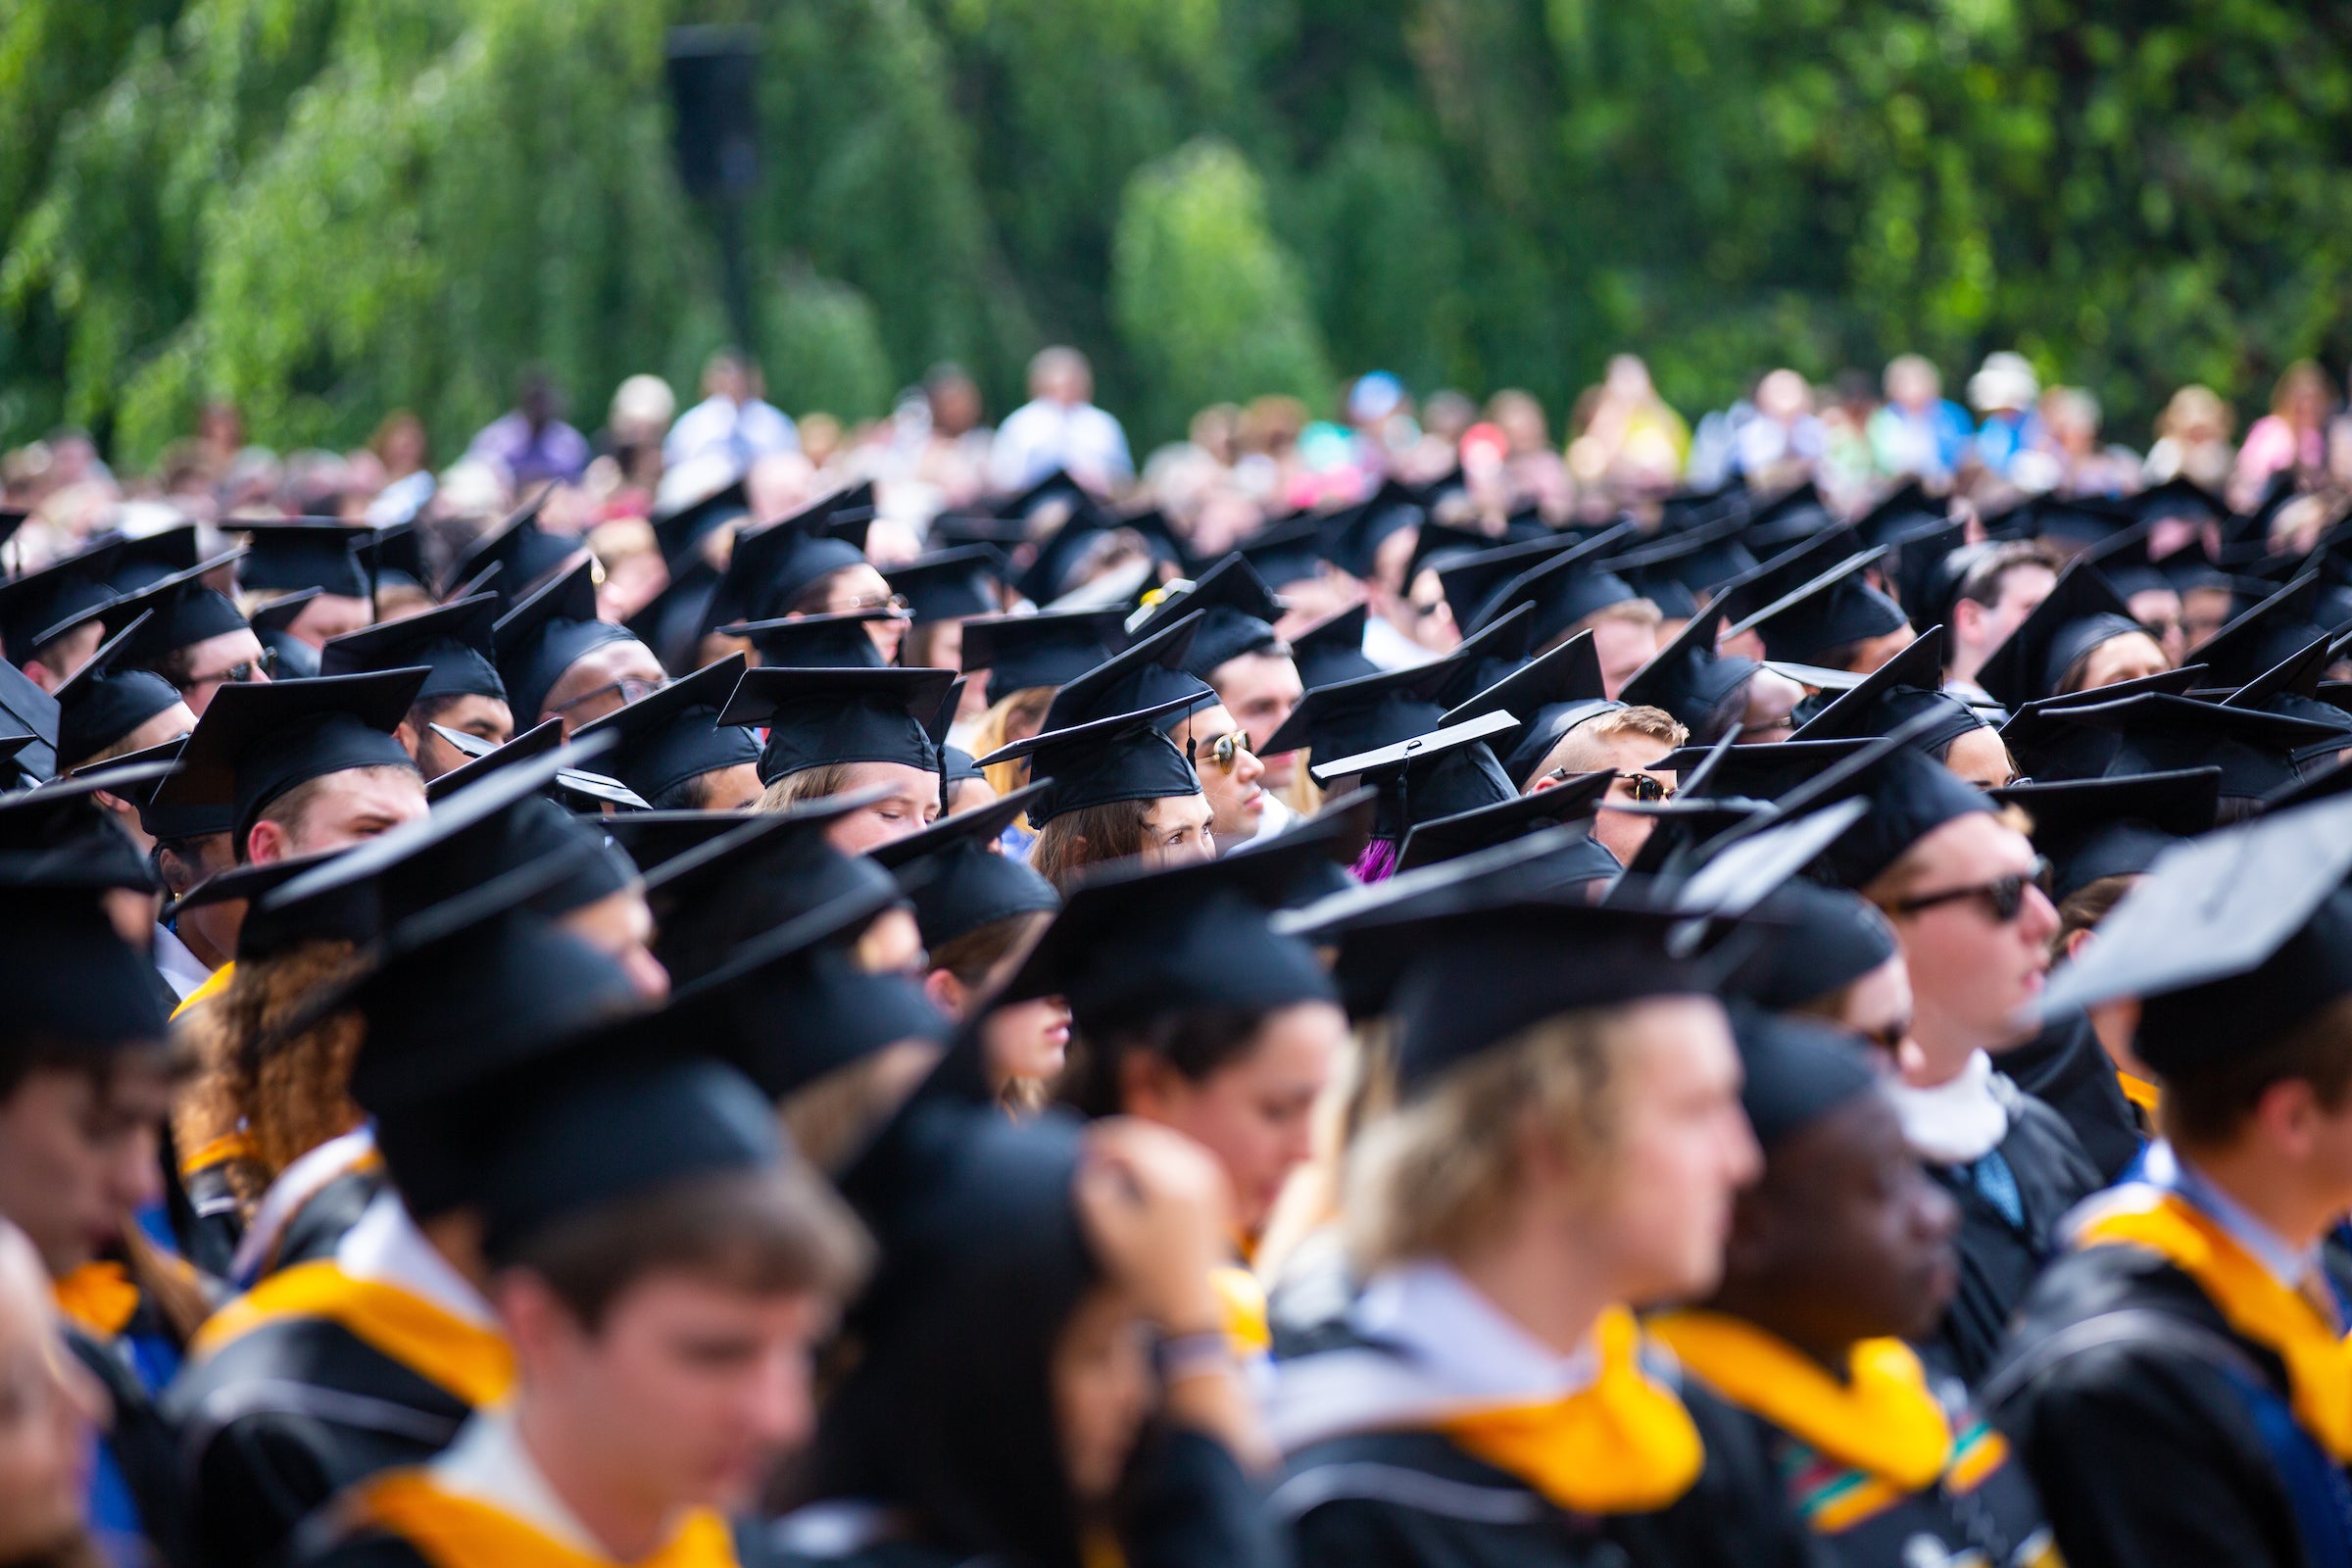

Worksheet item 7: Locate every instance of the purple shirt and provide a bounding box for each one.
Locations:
[467,412,592,486]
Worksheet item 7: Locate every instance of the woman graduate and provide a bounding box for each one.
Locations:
[1265,898,1820,1568]
[1648,1008,2057,1567]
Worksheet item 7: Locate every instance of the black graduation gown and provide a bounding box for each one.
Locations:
[68,1322,193,1568]
[1915,1090,2102,1389]
[1273,1346,1827,1568]
[1996,1007,2142,1184]
[265,1168,390,1278]
[162,1318,479,1568]
[753,1428,1281,1568]
[1985,1242,2321,1568]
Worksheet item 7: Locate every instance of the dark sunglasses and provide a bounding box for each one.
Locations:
[1889,857,2051,923]
[176,647,276,691]
[1570,769,1671,803]
[1204,731,1252,773]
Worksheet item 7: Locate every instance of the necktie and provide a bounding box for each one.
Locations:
[1970,1150,2026,1230]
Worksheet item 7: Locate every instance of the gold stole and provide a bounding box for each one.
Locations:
[2078,1187,2352,1460]
[348,1470,739,1568]
[192,1258,514,1409]
[170,959,234,1021]
[2117,1071,2161,1120]
[1434,1305,1705,1514]
[1210,1265,1271,1356]
[54,1261,141,1340]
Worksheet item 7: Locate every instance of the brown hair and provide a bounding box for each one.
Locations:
[249,763,422,859]
[2053,873,2134,956]
[2161,994,2352,1148]
[778,1043,943,1175]
[507,1160,871,1333]
[968,687,1054,800]
[926,909,1050,991]
[757,762,857,814]
[1028,798,1154,892]
[1954,541,2064,612]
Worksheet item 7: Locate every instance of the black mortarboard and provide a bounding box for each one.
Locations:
[1711,526,1865,629]
[719,608,894,669]
[624,561,720,679]
[149,668,425,850]
[1759,716,1997,890]
[1652,737,1872,802]
[1741,479,1836,552]
[704,497,872,632]
[422,716,647,811]
[1787,625,1989,757]
[887,546,1004,626]
[0,888,169,1062]
[1230,515,1326,591]
[2131,476,2227,528]
[477,1056,779,1265]
[1317,479,1426,580]
[2044,691,2339,803]
[1308,710,1519,848]
[1129,555,1285,679]
[52,614,185,768]
[650,470,751,573]
[1852,480,1947,552]
[235,520,371,601]
[2159,534,2233,597]
[973,695,1202,827]
[1617,606,1762,742]
[1434,533,1592,632]
[0,542,124,662]
[1725,548,1909,665]
[1733,1007,1882,1149]
[0,764,169,895]
[492,558,644,724]
[1406,517,1510,586]
[171,850,356,961]
[249,590,323,682]
[1469,527,1642,647]
[1287,603,1378,691]
[105,736,225,842]
[2037,797,2352,1070]
[1993,665,2207,784]
[996,832,1337,1032]
[2219,633,2352,743]
[445,485,578,604]
[1435,603,1539,708]
[599,808,758,874]
[2079,520,2172,603]
[1973,560,2149,709]
[94,550,252,668]
[1992,767,2220,902]
[319,592,506,703]
[1256,655,1461,760]
[1395,768,1618,873]
[2029,495,2139,553]
[572,654,762,807]
[1592,547,1697,621]
[354,522,429,602]
[723,665,955,785]
[100,524,201,593]
[1599,514,1758,604]
[1038,613,1214,733]
[870,781,1061,949]
[957,610,1127,705]
[1440,630,1621,787]
[1887,518,1971,628]
[1726,880,1899,1013]
[2190,572,2344,691]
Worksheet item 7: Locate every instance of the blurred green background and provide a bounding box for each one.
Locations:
[8,0,2352,463]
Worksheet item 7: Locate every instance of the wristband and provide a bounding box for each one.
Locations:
[1155,1330,1237,1384]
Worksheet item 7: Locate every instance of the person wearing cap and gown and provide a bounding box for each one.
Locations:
[1788,628,2016,790]
[321,595,514,781]
[1648,1010,2057,1567]
[886,544,1004,696]
[1973,560,2173,711]
[572,655,765,811]
[1987,807,2352,1568]
[494,560,670,736]
[102,552,274,717]
[1733,881,1919,1060]
[979,693,1216,891]
[236,522,378,652]
[714,609,896,673]
[1732,549,1917,677]
[1265,901,1818,1568]
[705,496,902,665]
[298,1053,870,1568]
[0,537,135,691]
[724,665,956,850]
[1462,529,1660,693]
[955,608,1129,801]
[1129,554,1306,831]
[53,613,198,787]
[1619,605,1811,749]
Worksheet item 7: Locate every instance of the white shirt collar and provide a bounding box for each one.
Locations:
[151,922,214,1000]
[335,1189,497,1330]
[429,1408,605,1557]
[1886,1049,2011,1164]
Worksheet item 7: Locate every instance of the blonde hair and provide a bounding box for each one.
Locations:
[966,686,1054,800]
[1345,1007,1638,1272]
[1537,705,1688,779]
[756,762,856,814]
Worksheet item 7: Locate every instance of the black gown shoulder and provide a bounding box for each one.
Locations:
[68,1323,192,1568]
[1916,1089,2103,1389]
[269,1169,390,1277]
[161,1315,472,1568]
[1996,1007,2142,1183]
[1984,1240,2307,1568]
[293,1535,433,1568]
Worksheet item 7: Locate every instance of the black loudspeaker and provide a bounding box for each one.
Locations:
[665,25,761,200]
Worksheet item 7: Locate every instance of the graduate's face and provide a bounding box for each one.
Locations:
[1938,724,2017,790]
[1842,624,1917,676]
[815,565,907,662]
[1886,812,2056,1077]
[0,1055,171,1278]
[1738,668,1807,744]
[1177,704,1266,847]
[1209,652,1304,790]
[1136,794,1215,868]
[1588,613,1660,700]
[288,591,373,650]
[1051,1282,1153,1506]
[1122,1001,1345,1236]
[245,762,428,864]
[2070,629,2171,696]
[692,761,766,812]
[819,763,942,854]
[542,639,668,733]
[1733,1092,1959,1347]
[173,626,271,716]
[402,693,514,781]
[0,1228,102,1565]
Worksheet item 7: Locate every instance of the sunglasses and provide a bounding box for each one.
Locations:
[1854,1018,1911,1054]
[1566,769,1671,803]
[551,674,666,715]
[840,591,913,617]
[1204,730,1253,773]
[1889,857,2051,923]
[176,647,276,691]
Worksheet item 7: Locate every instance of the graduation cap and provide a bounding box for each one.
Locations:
[1710,526,1867,630]
[2189,572,2344,691]
[1440,630,1621,787]
[2130,476,2227,528]
[886,546,1004,626]
[722,665,955,785]
[1287,603,1378,692]
[2036,794,2352,1070]
[1405,517,1510,586]
[995,830,1336,1032]
[1395,767,1619,874]
[0,887,170,1062]
[1724,547,1909,666]
[598,808,759,874]
[1307,710,1519,851]
[1750,713,1998,890]
[1590,544,1698,622]
[1972,559,2149,709]
[1128,554,1285,679]
[869,781,1061,950]
[1722,880,1899,1014]
[571,654,761,808]
[2042,692,2340,803]
[957,609,1127,706]
[1651,737,1872,803]
[1787,625,1988,756]
[1229,514,1325,592]
[444,485,578,604]
[1732,1007,1883,1149]
[1256,653,1462,761]
[1038,612,1214,733]
[1434,533,1589,631]
[929,513,1033,552]
[422,716,647,811]
[1992,767,2220,903]
[649,466,750,573]
[2220,632,2352,743]
[354,521,429,603]
[1617,605,1762,742]
[717,608,893,670]
[1886,518,1971,628]
[235,519,371,601]
[2025,495,2140,553]
[1014,495,1192,605]
[81,548,250,671]
[0,542,126,662]
[169,850,358,961]
[1852,479,1948,552]
[993,466,1092,522]
[1223,785,1378,910]
[703,496,872,632]
[973,694,1203,828]
[51,613,185,769]
[247,590,322,680]
[1741,479,1836,552]
[491,557,645,725]
[1990,665,2200,785]
[1601,514,1760,607]
[624,561,720,678]
[147,668,426,850]
[1317,479,1426,580]
[0,764,168,895]
[319,592,506,704]
[2159,534,2233,597]
[96,736,220,842]
[2079,520,2173,603]
[97,523,203,594]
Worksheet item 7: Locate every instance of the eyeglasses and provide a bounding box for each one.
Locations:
[1569,769,1671,803]
[1854,1018,1911,1054]
[1888,857,2051,922]
[1204,731,1253,773]
[176,647,275,691]
[550,674,666,715]
[840,591,913,617]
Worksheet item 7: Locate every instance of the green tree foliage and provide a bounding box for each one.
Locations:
[10,0,2352,464]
